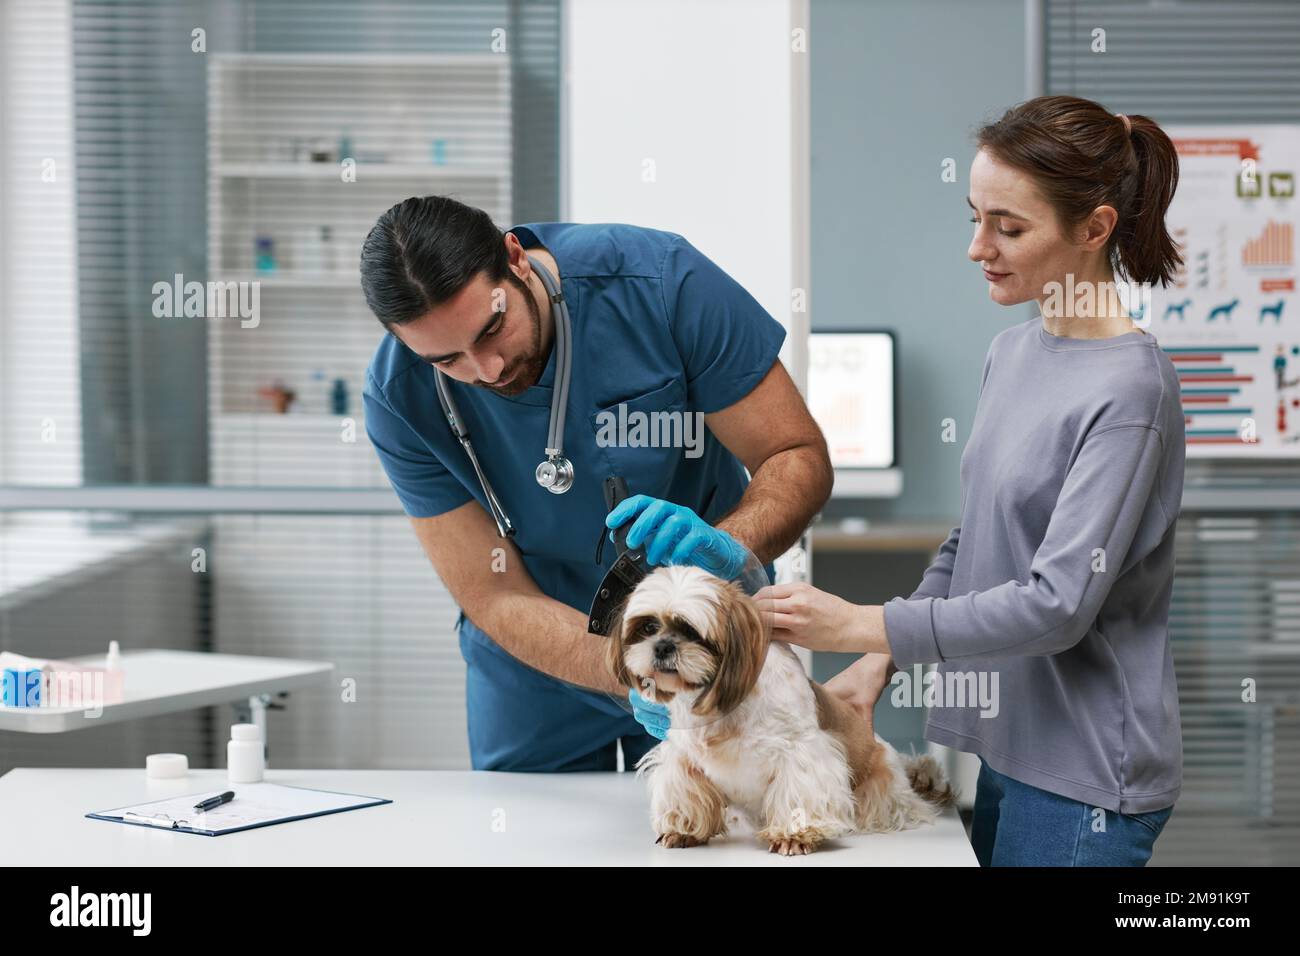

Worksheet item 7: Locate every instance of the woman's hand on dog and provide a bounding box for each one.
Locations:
[824,652,896,720]
[753,582,886,653]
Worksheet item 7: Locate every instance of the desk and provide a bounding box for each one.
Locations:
[0,767,978,866]
[810,518,955,554]
[0,650,334,748]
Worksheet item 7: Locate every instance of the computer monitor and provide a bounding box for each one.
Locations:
[807,328,901,497]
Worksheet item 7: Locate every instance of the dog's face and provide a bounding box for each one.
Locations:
[606,565,768,719]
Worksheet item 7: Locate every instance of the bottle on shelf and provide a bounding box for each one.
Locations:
[331,378,349,416]
[320,225,335,273]
[254,235,277,273]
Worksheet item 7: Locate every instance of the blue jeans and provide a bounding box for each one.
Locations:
[971,756,1173,866]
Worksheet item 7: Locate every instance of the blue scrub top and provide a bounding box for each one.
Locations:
[363,222,785,767]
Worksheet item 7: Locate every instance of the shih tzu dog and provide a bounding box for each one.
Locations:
[607,565,956,855]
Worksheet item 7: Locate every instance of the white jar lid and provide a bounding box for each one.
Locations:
[146,753,188,778]
[231,723,261,742]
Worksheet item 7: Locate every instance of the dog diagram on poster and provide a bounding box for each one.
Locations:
[1149,125,1299,458]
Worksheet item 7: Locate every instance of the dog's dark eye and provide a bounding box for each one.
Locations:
[638,619,660,637]
[672,618,703,643]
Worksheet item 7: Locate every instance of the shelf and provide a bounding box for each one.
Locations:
[211,53,508,70]
[215,271,360,289]
[0,515,209,611]
[215,161,506,180]
[811,519,955,554]
[207,50,509,489]
[214,413,359,426]
[1183,489,1300,511]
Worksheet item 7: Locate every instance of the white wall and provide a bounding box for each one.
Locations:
[0,0,82,486]
[564,0,796,356]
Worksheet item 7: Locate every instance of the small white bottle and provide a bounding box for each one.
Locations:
[103,640,125,704]
[227,723,264,783]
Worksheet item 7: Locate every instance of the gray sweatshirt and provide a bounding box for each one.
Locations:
[883,316,1185,813]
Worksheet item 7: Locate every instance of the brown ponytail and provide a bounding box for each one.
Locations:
[975,95,1184,287]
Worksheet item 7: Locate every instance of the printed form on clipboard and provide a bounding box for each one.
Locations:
[87,783,391,836]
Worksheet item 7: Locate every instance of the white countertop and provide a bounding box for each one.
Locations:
[2,768,978,866]
[0,650,334,733]
[0,515,207,610]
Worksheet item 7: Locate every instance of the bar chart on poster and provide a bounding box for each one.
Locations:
[1151,125,1299,458]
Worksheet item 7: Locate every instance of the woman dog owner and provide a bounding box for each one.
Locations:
[756,95,1187,866]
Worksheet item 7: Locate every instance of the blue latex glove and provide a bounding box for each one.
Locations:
[628,688,670,740]
[605,495,748,579]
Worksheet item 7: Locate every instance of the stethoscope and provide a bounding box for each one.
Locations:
[433,254,574,539]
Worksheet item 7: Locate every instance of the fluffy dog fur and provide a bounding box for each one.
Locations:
[606,564,956,855]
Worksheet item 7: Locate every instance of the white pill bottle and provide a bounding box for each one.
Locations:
[227,723,264,783]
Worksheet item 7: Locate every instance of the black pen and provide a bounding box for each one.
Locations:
[193,790,235,812]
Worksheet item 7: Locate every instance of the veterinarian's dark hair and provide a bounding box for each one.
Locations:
[360,195,510,328]
[976,95,1183,287]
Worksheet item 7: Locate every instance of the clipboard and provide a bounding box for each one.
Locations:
[87,782,391,836]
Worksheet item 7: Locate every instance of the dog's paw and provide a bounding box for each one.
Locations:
[656,831,706,849]
[767,836,818,856]
[760,824,831,856]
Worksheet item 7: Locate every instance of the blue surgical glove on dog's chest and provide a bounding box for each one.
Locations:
[628,689,671,740]
[605,495,748,579]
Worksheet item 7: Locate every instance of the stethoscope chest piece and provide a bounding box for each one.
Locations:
[536,454,574,494]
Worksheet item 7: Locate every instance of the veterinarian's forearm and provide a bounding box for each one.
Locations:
[474,592,624,695]
[715,444,832,565]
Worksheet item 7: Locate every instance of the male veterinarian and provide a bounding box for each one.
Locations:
[360,195,832,771]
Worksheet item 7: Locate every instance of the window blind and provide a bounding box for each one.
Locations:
[0,0,561,776]
[1048,0,1300,865]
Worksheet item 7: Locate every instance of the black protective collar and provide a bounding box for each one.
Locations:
[587,476,650,637]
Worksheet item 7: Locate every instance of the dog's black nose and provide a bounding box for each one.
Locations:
[653,638,675,659]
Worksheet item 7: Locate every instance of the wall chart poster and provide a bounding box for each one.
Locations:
[1149,125,1299,458]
